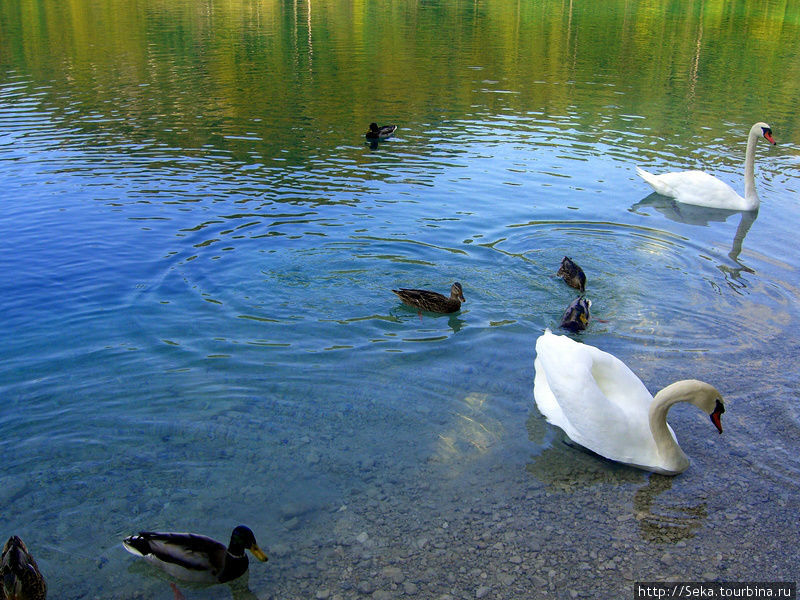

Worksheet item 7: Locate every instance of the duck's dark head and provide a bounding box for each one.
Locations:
[451,282,465,302]
[368,122,379,132]
[229,526,268,562]
[558,256,575,274]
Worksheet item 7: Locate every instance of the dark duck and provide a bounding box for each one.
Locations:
[1,536,47,600]
[365,122,397,140]
[557,256,586,292]
[560,297,591,332]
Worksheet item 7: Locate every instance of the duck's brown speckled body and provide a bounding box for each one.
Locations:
[557,256,586,292]
[392,282,465,314]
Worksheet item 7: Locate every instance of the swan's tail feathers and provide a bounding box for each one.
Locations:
[635,166,666,194]
[635,166,655,184]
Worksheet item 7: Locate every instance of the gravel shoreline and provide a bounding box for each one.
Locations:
[255,424,798,600]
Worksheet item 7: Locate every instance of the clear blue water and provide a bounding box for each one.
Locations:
[1,1,799,598]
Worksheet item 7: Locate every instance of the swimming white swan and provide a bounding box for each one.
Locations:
[636,122,775,211]
[533,330,725,475]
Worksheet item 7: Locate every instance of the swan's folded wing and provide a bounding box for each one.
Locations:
[638,168,742,209]
[533,331,659,465]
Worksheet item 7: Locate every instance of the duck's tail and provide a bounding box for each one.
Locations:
[122,535,151,557]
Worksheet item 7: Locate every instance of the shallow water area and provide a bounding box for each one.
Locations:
[1,1,800,598]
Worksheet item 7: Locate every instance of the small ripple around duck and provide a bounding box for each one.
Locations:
[482,219,792,358]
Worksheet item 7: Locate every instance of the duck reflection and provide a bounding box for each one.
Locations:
[633,473,708,543]
[631,193,757,280]
[447,312,466,333]
[393,307,466,334]
[230,576,261,600]
[127,559,261,600]
[164,576,260,600]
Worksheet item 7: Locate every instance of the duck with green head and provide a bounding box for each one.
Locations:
[123,525,268,584]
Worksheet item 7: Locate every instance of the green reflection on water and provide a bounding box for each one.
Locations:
[3,0,800,165]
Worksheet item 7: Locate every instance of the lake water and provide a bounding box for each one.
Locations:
[1,1,799,598]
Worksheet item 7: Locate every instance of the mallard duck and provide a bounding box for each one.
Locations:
[636,122,775,211]
[534,330,725,475]
[365,123,397,140]
[1,536,47,600]
[392,282,465,314]
[123,525,268,584]
[560,297,591,332]
[557,256,586,292]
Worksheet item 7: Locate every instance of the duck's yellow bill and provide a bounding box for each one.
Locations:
[250,545,268,562]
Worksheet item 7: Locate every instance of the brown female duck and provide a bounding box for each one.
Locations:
[557,256,586,292]
[392,282,465,313]
[560,297,591,332]
[1,536,47,600]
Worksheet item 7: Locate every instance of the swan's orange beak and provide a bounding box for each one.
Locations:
[763,130,776,145]
[710,400,725,434]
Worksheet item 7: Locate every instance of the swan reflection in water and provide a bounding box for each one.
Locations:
[630,193,758,284]
[524,411,643,492]
[525,415,708,543]
[633,474,708,543]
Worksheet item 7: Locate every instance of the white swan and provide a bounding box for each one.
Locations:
[533,330,725,475]
[636,122,775,211]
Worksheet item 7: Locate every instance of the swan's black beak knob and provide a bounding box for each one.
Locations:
[710,399,725,434]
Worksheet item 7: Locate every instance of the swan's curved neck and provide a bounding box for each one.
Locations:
[648,382,694,472]
[743,128,760,204]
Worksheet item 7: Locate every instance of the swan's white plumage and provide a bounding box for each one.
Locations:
[534,330,681,472]
[635,167,747,210]
[636,122,774,211]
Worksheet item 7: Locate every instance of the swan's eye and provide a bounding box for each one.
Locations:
[715,399,725,413]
